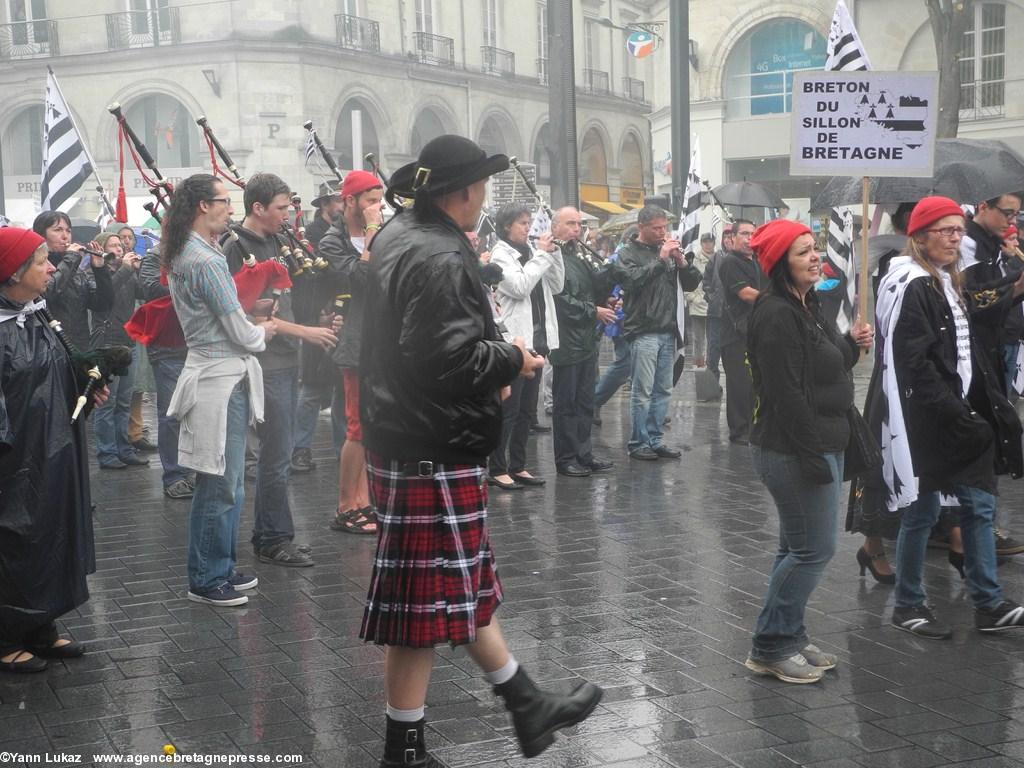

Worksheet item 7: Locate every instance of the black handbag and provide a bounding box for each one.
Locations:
[844,405,881,481]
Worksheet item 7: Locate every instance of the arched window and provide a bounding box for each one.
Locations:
[620,133,644,188]
[1,105,44,176]
[532,123,552,185]
[477,115,509,156]
[724,19,827,118]
[123,94,200,167]
[334,99,380,171]
[579,127,607,185]
[411,108,445,156]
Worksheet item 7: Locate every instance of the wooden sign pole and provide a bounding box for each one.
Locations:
[859,175,871,326]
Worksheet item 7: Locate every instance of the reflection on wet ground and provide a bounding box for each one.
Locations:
[4,358,1024,767]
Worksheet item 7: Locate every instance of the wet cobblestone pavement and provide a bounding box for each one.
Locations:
[5,360,1024,767]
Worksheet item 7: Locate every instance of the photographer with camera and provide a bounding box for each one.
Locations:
[90,231,147,470]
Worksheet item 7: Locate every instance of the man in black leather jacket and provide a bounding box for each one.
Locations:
[358,135,602,768]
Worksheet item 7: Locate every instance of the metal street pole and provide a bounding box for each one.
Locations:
[548,0,579,209]
[669,0,689,215]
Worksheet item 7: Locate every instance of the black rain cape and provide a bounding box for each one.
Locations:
[0,293,94,640]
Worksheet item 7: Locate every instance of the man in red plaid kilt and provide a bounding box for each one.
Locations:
[358,135,604,767]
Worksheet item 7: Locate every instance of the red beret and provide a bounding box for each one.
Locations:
[0,227,45,283]
[907,196,964,236]
[750,219,813,276]
[341,170,382,200]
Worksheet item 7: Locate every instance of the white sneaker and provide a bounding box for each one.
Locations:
[744,653,824,684]
[800,644,837,670]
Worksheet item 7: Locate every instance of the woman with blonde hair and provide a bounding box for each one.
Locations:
[879,196,1024,638]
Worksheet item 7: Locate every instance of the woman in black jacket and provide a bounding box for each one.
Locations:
[878,196,1024,639]
[744,219,873,684]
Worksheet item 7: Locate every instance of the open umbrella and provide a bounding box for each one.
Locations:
[599,209,677,236]
[810,138,1024,210]
[70,217,100,245]
[710,181,786,211]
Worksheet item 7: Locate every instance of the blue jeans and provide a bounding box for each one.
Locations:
[252,366,299,549]
[594,335,632,410]
[706,316,722,377]
[895,487,1002,611]
[94,345,137,463]
[294,379,332,451]
[750,447,843,662]
[188,383,248,591]
[1002,343,1018,395]
[151,352,188,487]
[628,332,675,452]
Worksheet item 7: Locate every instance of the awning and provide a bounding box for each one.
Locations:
[620,202,641,210]
[582,199,628,215]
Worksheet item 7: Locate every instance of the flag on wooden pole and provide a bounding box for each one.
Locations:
[41,69,94,212]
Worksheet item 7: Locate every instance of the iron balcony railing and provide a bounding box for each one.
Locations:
[106,7,180,50]
[623,76,646,102]
[0,19,58,58]
[583,68,610,95]
[481,45,514,76]
[335,13,380,52]
[413,31,455,67]
[536,57,548,85]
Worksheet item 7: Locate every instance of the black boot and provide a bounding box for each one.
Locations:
[379,717,442,768]
[493,666,603,758]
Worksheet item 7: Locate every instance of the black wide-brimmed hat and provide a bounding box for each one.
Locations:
[311,182,342,208]
[387,135,509,205]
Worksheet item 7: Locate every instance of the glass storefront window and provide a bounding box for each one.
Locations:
[724,19,827,120]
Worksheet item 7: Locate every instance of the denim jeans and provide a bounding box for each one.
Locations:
[595,335,632,410]
[252,366,299,549]
[188,382,248,591]
[294,379,332,451]
[895,487,1003,611]
[94,344,137,463]
[628,332,675,452]
[750,447,843,662]
[552,356,596,468]
[1002,343,1018,395]
[151,352,188,488]
[706,316,722,377]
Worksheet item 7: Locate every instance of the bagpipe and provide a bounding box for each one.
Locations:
[109,102,173,215]
[37,306,132,424]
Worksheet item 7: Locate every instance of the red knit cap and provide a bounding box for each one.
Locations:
[341,170,382,199]
[907,196,964,236]
[0,227,45,283]
[750,219,813,276]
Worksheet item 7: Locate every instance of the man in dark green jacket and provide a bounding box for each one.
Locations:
[616,205,702,460]
[549,207,616,477]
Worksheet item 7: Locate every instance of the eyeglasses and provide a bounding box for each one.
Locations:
[995,207,1021,220]
[927,226,966,238]
[206,197,232,205]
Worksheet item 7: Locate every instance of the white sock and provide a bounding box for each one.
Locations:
[483,656,519,685]
[386,704,425,723]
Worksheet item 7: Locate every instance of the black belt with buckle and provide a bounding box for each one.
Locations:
[401,461,435,477]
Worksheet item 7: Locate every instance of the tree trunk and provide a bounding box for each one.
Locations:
[925,0,974,138]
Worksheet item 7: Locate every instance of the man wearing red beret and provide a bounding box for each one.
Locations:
[318,170,385,533]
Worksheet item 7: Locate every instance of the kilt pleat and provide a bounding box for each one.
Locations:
[359,452,502,647]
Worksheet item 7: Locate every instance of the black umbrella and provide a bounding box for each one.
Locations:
[710,181,786,211]
[70,217,101,245]
[810,138,1024,210]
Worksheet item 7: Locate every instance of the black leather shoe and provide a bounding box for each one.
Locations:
[629,447,659,461]
[586,458,614,473]
[556,463,592,477]
[511,473,546,487]
[494,667,603,758]
[120,453,150,466]
[529,423,552,434]
[653,446,682,459]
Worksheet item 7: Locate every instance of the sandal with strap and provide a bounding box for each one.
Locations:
[331,506,378,535]
[0,650,48,673]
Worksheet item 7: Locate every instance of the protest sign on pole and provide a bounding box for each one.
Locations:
[790,69,938,320]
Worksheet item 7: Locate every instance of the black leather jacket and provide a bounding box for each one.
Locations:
[44,252,114,351]
[319,220,367,370]
[359,209,523,464]
[614,235,702,339]
[894,275,1022,491]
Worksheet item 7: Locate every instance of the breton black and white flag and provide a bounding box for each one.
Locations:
[303,131,317,166]
[824,0,871,331]
[825,0,871,73]
[41,69,94,212]
[673,138,702,255]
